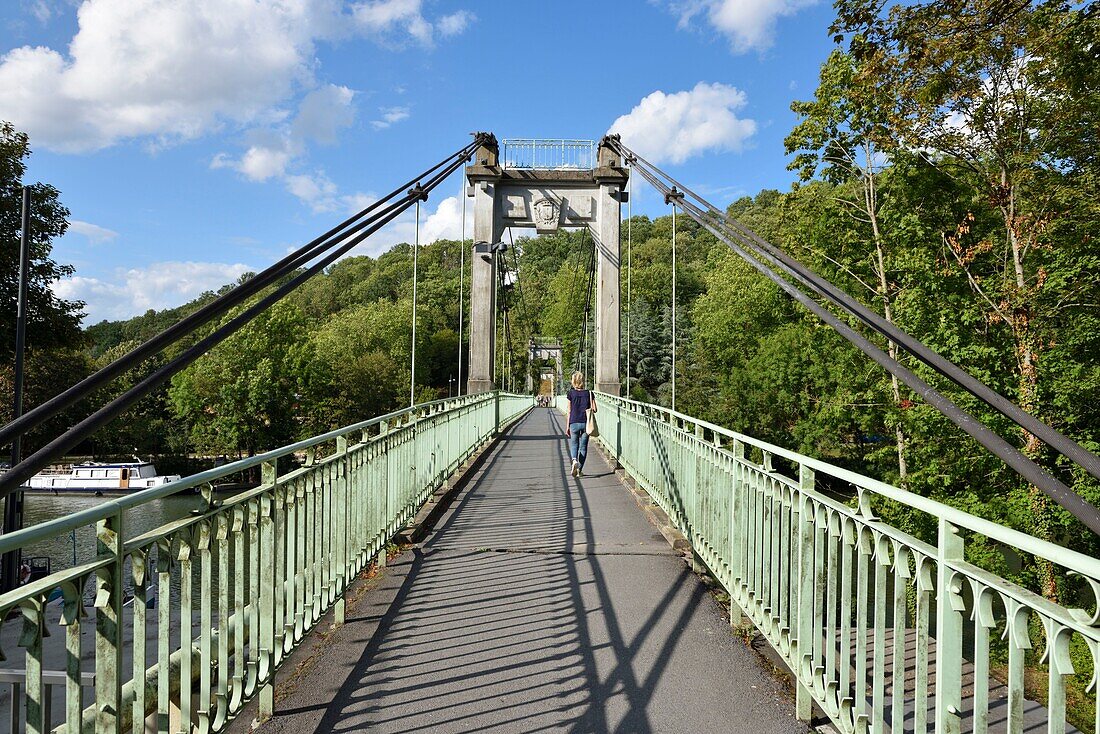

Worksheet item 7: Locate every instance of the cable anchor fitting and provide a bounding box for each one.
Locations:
[664,187,684,206]
[408,184,429,202]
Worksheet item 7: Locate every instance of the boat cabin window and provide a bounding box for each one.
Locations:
[121,468,129,480]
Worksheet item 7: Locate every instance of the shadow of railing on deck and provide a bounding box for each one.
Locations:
[282,408,707,734]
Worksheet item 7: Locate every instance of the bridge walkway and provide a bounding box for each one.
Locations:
[241,406,809,734]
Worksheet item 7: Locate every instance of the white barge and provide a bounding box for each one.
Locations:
[23,461,181,494]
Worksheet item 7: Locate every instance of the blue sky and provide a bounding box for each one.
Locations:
[0,0,839,323]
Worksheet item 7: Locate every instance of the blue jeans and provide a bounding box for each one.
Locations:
[568,422,589,469]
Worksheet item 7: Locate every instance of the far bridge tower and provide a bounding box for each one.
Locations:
[464,134,629,395]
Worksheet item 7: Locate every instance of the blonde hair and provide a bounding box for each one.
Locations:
[571,371,585,389]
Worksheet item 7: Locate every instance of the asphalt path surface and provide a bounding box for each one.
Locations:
[242,408,809,734]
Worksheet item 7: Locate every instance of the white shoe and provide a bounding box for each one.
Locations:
[570,460,579,477]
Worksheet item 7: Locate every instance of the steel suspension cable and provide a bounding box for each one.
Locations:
[623,155,1100,535]
[410,199,420,407]
[0,151,469,501]
[626,167,632,396]
[0,139,482,450]
[458,177,466,396]
[564,231,586,362]
[615,141,1100,486]
[497,250,511,389]
[567,230,587,372]
[670,196,678,411]
[578,227,597,376]
[504,301,514,392]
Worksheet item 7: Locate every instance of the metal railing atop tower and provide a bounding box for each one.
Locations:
[500,138,596,170]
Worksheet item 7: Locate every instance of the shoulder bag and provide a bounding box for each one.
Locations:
[585,393,600,437]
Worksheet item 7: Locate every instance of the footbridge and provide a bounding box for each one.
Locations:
[0,392,1097,733]
[0,135,1098,734]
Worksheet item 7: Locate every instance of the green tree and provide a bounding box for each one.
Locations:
[169,300,314,456]
[302,301,411,430]
[787,49,913,481]
[0,121,91,454]
[833,0,1100,597]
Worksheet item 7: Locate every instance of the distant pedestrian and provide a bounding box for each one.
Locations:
[565,371,596,477]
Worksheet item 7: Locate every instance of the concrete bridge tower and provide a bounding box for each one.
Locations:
[464,134,629,395]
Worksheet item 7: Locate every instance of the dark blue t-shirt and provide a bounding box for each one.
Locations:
[566,388,591,425]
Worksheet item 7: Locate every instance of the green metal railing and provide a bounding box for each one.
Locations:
[0,391,532,733]
[589,392,1100,734]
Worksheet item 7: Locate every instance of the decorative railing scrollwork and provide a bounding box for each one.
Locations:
[587,392,1100,734]
[0,391,532,732]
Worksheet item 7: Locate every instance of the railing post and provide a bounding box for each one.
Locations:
[334,434,349,627]
[61,579,85,731]
[95,511,124,733]
[20,596,45,734]
[131,548,148,734]
[156,538,172,732]
[196,520,213,733]
[729,439,746,600]
[795,466,815,723]
[258,461,277,722]
[691,421,706,575]
[494,391,501,435]
[934,518,964,734]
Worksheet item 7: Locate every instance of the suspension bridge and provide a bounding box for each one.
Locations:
[0,135,1097,734]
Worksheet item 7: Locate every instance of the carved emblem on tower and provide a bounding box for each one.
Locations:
[532,197,559,231]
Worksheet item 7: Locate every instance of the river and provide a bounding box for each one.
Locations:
[17,490,207,575]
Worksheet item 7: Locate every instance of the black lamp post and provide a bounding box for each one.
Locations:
[1,187,31,593]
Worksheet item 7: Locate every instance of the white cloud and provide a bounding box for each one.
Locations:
[371,106,410,130]
[671,0,817,54]
[341,191,466,258]
[285,172,340,212]
[238,145,295,182]
[54,260,252,323]
[608,82,757,164]
[351,0,470,45]
[212,84,357,202]
[0,0,321,152]
[293,85,356,144]
[352,0,420,30]
[28,0,57,24]
[67,219,118,244]
[438,10,474,37]
[341,192,379,214]
[0,1,469,153]
[420,195,464,242]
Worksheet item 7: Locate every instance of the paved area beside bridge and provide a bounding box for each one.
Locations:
[238,407,809,734]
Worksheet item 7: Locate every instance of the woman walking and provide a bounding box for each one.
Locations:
[565,371,596,477]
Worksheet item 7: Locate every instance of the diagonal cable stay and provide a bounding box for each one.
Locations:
[0,137,484,502]
[608,135,1100,536]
